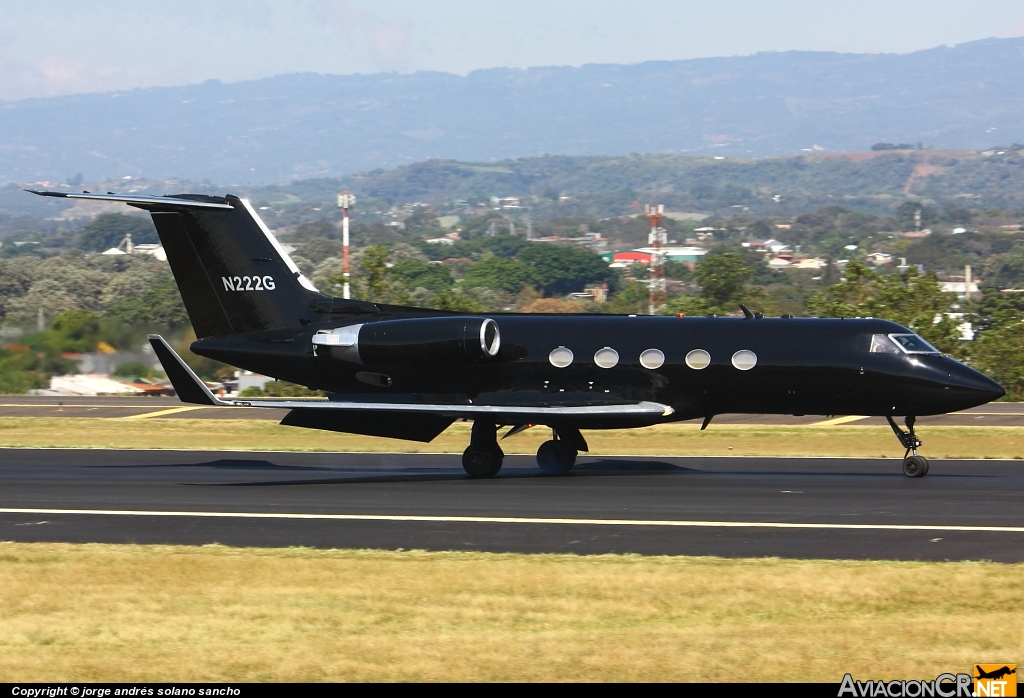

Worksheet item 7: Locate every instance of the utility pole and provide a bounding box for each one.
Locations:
[337,190,356,299]
[645,204,667,315]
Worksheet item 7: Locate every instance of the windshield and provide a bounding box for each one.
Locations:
[888,333,940,354]
[869,334,900,353]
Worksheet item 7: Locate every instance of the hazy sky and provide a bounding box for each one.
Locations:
[1,0,1023,101]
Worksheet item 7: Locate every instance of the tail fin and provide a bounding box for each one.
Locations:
[148,195,321,337]
[27,190,322,338]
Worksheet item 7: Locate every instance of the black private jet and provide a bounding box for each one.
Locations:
[29,189,1005,478]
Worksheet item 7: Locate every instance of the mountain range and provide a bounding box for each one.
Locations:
[2,37,1024,185]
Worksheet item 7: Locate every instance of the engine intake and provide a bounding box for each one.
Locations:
[313,317,500,365]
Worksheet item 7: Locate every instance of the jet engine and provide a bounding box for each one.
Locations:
[313,316,500,365]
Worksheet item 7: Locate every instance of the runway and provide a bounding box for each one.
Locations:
[2,449,1022,561]
[3,396,1024,425]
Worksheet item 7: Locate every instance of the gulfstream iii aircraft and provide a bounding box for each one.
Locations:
[28,190,1005,478]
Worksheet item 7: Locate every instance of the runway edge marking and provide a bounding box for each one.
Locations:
[2,508,1024,533]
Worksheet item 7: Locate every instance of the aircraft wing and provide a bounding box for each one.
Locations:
[148,335,675,419]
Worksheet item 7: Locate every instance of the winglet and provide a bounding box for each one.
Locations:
[148,335,226,406]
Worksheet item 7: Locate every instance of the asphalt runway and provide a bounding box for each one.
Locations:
[2,448,1023,561]
[3,396,1024,425]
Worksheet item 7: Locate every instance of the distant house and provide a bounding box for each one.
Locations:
[611,251,652,265]
[745,239,789,254]
[866,252,893,265]
[791,258,827,269]
[634,246,707,264]
[768,255,793,269]
[939,281,980,297]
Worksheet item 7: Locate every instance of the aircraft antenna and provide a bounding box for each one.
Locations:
[645,204,667,314]
[337,190,356,299]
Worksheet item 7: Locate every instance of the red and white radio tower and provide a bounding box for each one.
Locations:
[645,203,667,314]
[337,190,356,299]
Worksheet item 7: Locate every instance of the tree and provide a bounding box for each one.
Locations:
[79,213,158,252]
[517,244,614,296]
[389,259,454,292]
[425,288,483,312]
[970,322,1024,400]
[45,309,103,353]
[291,220,338,241]
[608,281,650,315]
[520,298,584,313]
[807,262,962,354]
[694,252,752,309]
[462,257,539,294]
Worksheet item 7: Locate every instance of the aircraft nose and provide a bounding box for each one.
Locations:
[947,361,1005,406]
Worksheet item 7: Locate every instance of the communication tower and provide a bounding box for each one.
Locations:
[337,191,356,299]
[645,204,667,314]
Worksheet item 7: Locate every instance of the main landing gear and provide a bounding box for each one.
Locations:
[537,427,588,476]
[887,415,929,478]
[462,421,504,479]
[460,422,590,478]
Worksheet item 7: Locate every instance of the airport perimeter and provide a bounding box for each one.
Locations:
[2,403,1022,682]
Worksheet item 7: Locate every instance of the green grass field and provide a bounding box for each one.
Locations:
[1,416,1023,459]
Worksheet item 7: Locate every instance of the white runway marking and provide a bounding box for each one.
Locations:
[2,508,1023,533]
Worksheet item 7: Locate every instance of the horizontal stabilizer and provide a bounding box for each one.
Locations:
[26,190,233,210]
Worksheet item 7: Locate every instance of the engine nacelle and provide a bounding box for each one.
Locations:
[312,316,500,366]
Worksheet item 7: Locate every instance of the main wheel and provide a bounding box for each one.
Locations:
[462,447,503,479]
[902,454,928,478]
[537,440,577,475]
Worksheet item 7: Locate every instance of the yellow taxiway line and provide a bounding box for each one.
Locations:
[120,406,209,419]
[809,415,871,426]
[2,507,1023,533]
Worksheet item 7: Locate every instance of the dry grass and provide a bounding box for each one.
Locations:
[0,417,1023,459]
[0,543,1021,682]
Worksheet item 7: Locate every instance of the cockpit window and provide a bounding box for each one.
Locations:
[869,334,900,353]
[888,333,941,354]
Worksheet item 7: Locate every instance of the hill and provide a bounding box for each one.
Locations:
[3,38,1024,184]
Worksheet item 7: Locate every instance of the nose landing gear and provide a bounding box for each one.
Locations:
[887,415,929,478]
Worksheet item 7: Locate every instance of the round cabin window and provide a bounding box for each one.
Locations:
[731,349,757,371]
[639,348,665,370]
[594,347,619,368]
[549,346,574,368]
[685,349,711,370]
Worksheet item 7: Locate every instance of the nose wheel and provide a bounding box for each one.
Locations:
[887,416,929,478]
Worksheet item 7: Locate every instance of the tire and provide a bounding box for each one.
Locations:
[537,440,577,475]
[462,447,502,479]
[902,455,927,478]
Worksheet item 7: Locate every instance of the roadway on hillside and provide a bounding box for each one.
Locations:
[1,449,1022,561]
[1,396,1023,426]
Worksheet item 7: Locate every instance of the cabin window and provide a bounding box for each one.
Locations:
[549,347,574,368]
[731,350,757,371]
[685,349,711,370]
[888,333,941,355]
[869,334,900,354]
[639,349,665,369]
[594,347,619,368]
